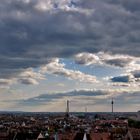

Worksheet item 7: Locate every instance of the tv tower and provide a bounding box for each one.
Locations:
[111,98,114,113]
[66,100,69,118]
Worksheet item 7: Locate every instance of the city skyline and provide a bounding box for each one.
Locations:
[0,0,140,112]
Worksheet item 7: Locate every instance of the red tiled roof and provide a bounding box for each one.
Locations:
[90,132,111,140]
[59,133,76,140]
[129,128,140,139]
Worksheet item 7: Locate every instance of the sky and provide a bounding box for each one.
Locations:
[0,0,140,112]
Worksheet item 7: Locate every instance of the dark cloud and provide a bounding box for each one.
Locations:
[131,70,140,78]
[9,89,140,109]
[16,89,107,106]
[18,78,38,85]
[104,58,133,67]
[0,0,140,80]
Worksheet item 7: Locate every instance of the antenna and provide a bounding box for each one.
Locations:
[67,100,69,113]
[66,100,69,118]
[111,98,114,113]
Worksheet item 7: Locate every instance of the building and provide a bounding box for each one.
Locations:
[125,128,140,140]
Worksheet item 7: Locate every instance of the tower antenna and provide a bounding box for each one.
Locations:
[111,98,114,113]
[66,100,69,118]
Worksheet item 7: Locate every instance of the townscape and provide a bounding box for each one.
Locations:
[0,110,140,140]
[0,0,140,140]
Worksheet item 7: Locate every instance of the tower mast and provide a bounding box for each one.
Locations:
[66,100,69,118]
[111,98,114,113]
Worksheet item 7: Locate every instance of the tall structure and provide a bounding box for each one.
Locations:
[111,98,114,113]
[66,100,69,118]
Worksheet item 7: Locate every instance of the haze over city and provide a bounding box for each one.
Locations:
[0,0,140,112]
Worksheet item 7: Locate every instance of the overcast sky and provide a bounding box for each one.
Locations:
[0,0,140,112]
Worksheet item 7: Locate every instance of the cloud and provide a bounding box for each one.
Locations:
[103,58,133,68]
[0,3,139,52]
[0,79,12,85]
[75,52,135,68]
[18,78,38,85]
[129,70,140,83]
[131,70,140,78]
[0,0,140,86]
[6,89,139,112]
[110,69,140,85]
[14,89,110,106]
[17,68,45,85]
[111,75,131,83]
[0,79,14,87]
[34,0,94,15]
[19,68,45,79]
[0,68,46,86]
[99,52,135,67]
[40,58,97,83]
[75,52,99,65]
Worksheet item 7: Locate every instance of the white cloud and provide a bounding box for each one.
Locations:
[75,52,99,65]
[17,68,45,85]
[19,68,45,80]
[0,79,15,89]
[34,0,94,15]
[0,68,46,86]
[75,52,139,68]
[34,0,53,12]
[98,52,137,68]
[40,58,97,83]
[0,79,13,85]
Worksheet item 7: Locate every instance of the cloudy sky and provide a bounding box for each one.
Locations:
[0,0,140,112]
